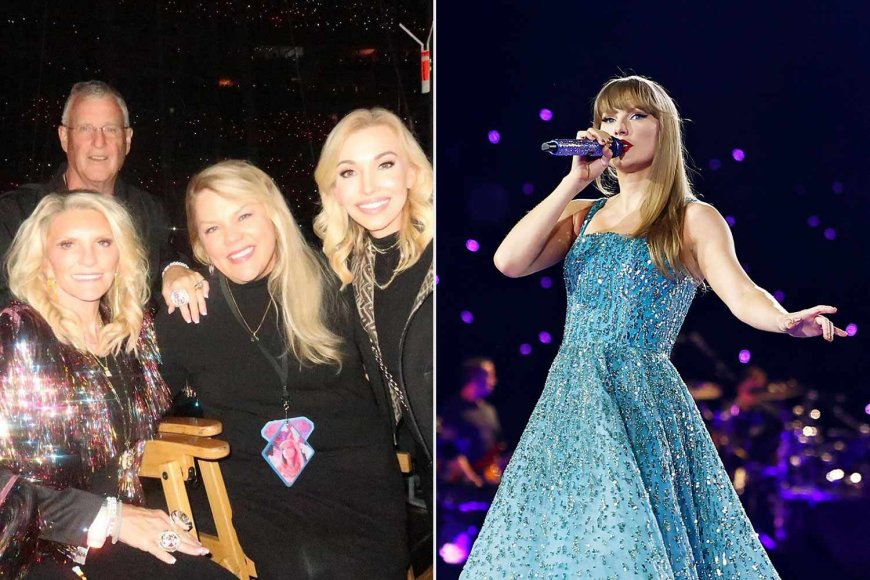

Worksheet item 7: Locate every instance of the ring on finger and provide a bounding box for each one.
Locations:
[193,280,205,290]
[170,510,194,532]
[159,530,181,552]
[170,289,190,307]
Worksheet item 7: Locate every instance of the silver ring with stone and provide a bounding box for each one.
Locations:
[159,530,181,552]
[170,510,193,532]
[170,289,190,307]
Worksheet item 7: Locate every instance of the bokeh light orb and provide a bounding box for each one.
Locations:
[731,148,745,162]
[487,130,501,144]
[460,310,474,324]
[738,349,751,364]
[519,343,532,356]
[539,108,553,121]
[466,239,480,252]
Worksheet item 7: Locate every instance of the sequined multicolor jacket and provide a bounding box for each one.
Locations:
[0,302,170,560]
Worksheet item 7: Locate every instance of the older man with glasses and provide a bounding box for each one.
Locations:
[0,81,207,321]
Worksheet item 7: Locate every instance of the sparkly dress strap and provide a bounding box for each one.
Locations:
[578,198,607,236]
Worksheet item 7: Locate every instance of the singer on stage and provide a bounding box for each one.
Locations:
[460,75,847,579]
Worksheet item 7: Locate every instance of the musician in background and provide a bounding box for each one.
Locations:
[439,357,505,487]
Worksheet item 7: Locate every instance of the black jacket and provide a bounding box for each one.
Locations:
[352,242,433,491]
[0,164,180,304]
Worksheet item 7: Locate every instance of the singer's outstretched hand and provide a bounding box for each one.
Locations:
[570,128,614,182]
[779,305,848,341]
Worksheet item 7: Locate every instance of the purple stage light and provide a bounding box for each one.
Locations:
[539,331,552,344]
[846,323,858,337]
[439,542,468,565]
[487,130,501,144]
[731,148,745,162]
[460,310,474,324]
[458,502,490,513]
[832,181,844,194]
[708,159,722,170]
[807,215,820,228]
[865,403,870,416]
[823,228,836,240]
[466,239,480,252]
[519,343,532,356]
[738,349,751,364]
[725,215,736,227]
[435,275,440,285]
[773,290,786,302]
[540,276,553,289]
[522,182,535,195]
[539,108,553,121]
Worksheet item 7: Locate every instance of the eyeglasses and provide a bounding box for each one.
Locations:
[62,124,129,138]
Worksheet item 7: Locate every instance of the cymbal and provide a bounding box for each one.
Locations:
[758,380,804,401]
[688,382,723,401]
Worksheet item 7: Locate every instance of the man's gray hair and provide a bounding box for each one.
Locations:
[60,81,130,127]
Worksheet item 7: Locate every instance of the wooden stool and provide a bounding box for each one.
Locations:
[140,417,257,579]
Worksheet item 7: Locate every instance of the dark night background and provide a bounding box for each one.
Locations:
[436,1,869,578]
[0,0,432,240]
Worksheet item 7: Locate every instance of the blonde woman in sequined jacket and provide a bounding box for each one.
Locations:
[0,193,229,578]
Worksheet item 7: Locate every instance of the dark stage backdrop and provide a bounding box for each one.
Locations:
[0,0,432,241]
[436,2,869,578]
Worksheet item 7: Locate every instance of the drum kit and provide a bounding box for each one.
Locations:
[689,375,869,546]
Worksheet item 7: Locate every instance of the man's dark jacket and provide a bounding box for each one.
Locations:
[0,164,178,303]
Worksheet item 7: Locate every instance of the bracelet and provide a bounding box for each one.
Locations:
[161,261,190,278]
[105,497,121,544]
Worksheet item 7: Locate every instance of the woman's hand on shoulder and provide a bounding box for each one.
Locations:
[117,504,209,564]
[162,266,210,325]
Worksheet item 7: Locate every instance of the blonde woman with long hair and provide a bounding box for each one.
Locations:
[462,76,846,578]
[314,108,434,573]
[0,193,224,578]
[156,160,408,579]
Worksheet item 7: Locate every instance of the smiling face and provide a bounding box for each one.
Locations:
[58,95,132,194]
[44,208,120,312]
[331,125,417,239]
[193,189,278,284]
[598,106,659,174]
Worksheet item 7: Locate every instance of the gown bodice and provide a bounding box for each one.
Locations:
[564,198,699,355]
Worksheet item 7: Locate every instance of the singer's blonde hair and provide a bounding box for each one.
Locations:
[313,108,433,286]
[593,75,697,278]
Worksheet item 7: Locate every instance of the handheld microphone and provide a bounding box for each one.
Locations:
[540,136,631,158]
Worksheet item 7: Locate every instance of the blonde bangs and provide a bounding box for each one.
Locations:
[592,75,697,279]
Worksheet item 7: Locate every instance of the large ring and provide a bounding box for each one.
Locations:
[158,530,181,552]
[170,289,190,308]
[170,510,193,532]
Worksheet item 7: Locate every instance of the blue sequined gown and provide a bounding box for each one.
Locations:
[461,199,779,579]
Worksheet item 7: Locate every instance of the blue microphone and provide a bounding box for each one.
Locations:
[540,136,630,158]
